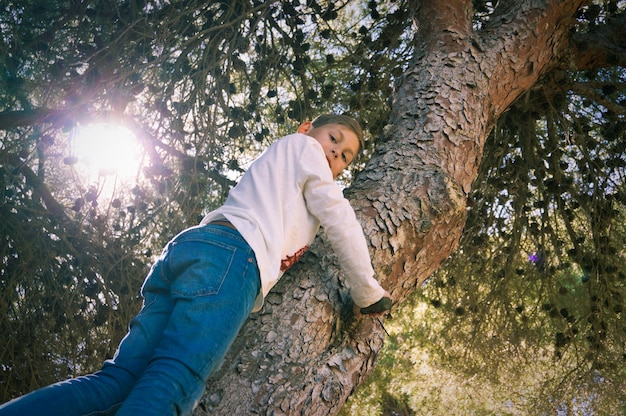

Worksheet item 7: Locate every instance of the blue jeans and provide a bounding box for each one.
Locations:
[0,224,260,415]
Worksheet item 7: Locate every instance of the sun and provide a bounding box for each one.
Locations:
[71,123,143,180]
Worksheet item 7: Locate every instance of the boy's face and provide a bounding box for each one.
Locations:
[298,121,360,178]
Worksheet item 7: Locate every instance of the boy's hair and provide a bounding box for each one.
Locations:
[311,114,365,153]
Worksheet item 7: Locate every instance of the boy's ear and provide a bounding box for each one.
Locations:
[297,121,312,134]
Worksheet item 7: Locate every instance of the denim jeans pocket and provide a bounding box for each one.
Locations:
[167,237,236,298]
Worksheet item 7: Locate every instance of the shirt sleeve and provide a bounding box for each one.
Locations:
[298,139,386,308]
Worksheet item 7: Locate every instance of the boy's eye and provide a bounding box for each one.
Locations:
[330,134,337,143]
[342,153,347,162]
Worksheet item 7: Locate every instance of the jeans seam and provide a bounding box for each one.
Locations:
[199,224,246,243]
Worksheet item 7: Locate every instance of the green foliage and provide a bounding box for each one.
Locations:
[0,169,148,397]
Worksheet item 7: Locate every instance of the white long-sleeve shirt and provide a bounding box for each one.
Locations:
[201,133,385,312]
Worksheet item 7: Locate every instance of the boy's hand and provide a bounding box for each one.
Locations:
[360,297,392,314]
[358,291,392,316]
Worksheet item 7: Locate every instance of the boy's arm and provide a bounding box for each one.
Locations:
[299,141,389,308]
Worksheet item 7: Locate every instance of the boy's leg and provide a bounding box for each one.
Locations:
[0,241,176,416]
[116,224,260,416]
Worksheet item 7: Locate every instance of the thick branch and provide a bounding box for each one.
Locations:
[411,0,473,52]
[0,109,74,130]
[481,0,586,117]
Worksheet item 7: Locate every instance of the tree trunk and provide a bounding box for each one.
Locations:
[197,1,585,414]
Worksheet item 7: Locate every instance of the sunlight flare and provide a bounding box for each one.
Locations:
[71,123,143,180]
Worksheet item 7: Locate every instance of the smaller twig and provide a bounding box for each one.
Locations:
[376,317,390,336]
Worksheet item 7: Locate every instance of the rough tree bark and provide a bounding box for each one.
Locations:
[198,0,587,414]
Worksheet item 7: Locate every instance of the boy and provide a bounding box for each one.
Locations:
[0,114,391,415]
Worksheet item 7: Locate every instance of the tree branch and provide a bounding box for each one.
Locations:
[1,153,70,226]
[482,0,586,118]
[0,109,76,130]
[569,82,626,115]
[569,10,626,70]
